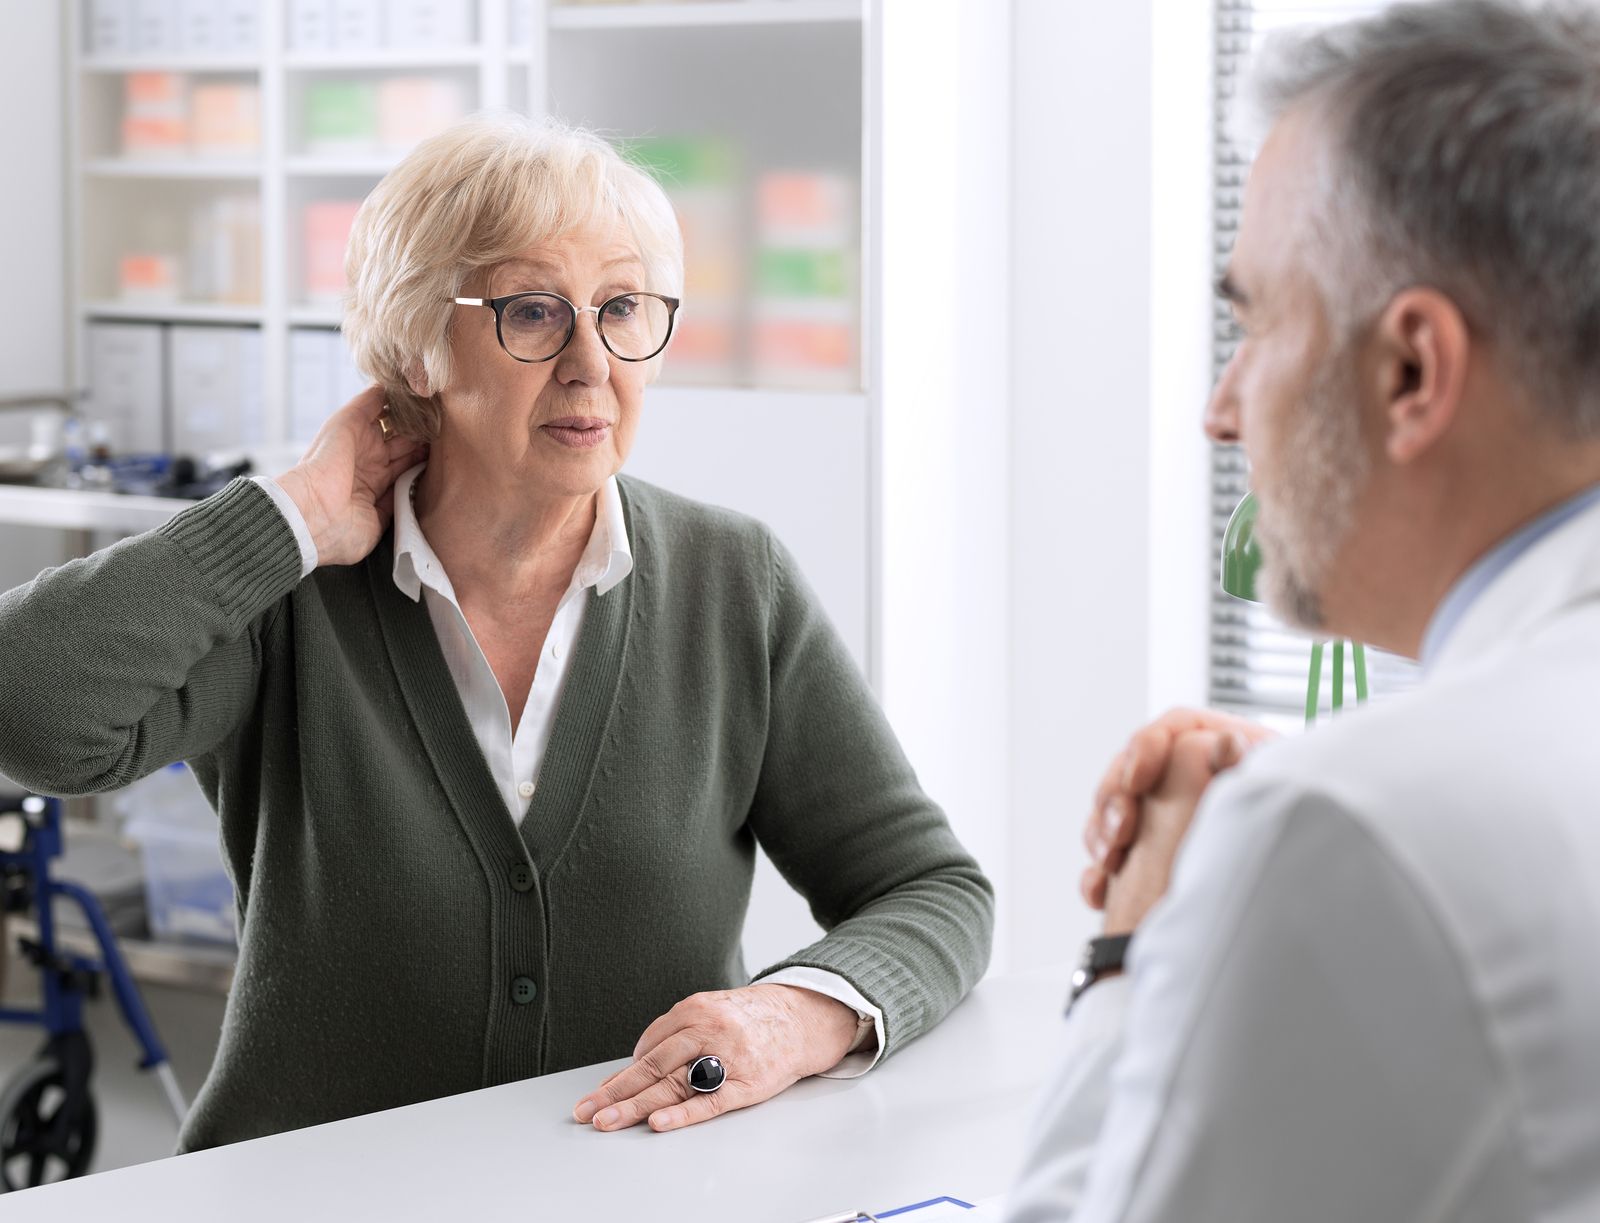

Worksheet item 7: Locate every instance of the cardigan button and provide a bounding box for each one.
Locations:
[511,976,538,1005]
[510,862,534,893]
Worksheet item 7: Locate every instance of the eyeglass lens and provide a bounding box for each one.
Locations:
[500,293,672,361]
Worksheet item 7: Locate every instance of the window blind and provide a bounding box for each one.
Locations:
[1208,0,1418,732]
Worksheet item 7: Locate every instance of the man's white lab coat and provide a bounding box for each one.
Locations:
[1006,500,1600,1222]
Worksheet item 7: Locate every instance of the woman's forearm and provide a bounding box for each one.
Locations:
[0,480,303,794]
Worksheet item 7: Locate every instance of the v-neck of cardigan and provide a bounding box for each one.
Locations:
[366,482,638,875]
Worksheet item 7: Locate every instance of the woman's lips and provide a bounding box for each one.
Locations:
[539,417,612,450]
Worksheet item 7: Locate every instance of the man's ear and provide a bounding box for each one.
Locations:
[1372,287,1471,466]
[404,358,432,398]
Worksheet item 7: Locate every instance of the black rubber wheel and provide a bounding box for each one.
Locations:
[0,1056,98,1191]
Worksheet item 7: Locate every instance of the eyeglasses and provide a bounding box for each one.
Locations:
[450,291,681,363]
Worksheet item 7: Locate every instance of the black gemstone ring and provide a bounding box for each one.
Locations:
[687,1055,726,1094]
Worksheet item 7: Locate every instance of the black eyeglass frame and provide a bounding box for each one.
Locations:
[450,291,682,364]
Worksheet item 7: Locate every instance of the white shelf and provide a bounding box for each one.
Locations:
[84,157,261,179]
[646,384,866,410]
[82,300,263,324]
[81,54,260,74]
[289,305,343,327]
[285,155,398,177]
[548,1,864,30]
[284,46,484,70]
[0,485,189,533]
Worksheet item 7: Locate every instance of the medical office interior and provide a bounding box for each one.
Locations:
[0,0,1414,1205]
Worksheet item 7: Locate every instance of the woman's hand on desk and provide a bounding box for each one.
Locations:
[1080,707,1276,910]
[572,984,861,1134]
[275,386,429,568]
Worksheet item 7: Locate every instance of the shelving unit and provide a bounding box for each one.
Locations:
[84,158,261,178]
[546,1,862,31]
[62,0,875,671]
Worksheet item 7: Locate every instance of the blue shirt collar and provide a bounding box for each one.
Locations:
[1421,481,1600,669]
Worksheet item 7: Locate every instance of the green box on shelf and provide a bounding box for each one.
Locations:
[623,136,739,188]
[303,80,378,149]
[756,249,851,299]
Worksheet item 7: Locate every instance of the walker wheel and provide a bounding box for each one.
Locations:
[0,1056,98,1191]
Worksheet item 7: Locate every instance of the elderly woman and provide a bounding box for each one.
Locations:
[0,115,992,1151]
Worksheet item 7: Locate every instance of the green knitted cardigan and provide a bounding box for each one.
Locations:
[0,476,993,1151]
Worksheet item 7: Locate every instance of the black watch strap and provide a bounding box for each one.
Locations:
[1065,933,1132,1014]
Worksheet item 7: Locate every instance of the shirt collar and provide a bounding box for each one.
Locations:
[1421,480,1600,669]
[391,464,633,605]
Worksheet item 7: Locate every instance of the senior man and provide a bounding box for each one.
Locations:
[1011,2,1600,1220]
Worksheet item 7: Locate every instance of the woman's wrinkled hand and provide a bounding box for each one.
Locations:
[572,984,861,1134]
[274,386,428,568]
[1081,707,1277,910]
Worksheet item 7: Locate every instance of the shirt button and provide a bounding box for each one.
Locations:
[511,976,537,1005]
[550,640,562,660]
[510,862,534,893]
[518,781,534,799]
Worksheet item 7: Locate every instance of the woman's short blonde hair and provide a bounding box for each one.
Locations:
[342,113,684,439]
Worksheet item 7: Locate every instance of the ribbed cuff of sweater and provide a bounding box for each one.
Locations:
[156,478,307,631]
[760,937,937,1059]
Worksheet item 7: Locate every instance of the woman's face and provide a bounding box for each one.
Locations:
[435,219,654,499]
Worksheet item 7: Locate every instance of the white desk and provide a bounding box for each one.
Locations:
[6,967,1071,1222]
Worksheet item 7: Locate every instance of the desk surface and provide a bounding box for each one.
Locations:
[7,967,1069,1222]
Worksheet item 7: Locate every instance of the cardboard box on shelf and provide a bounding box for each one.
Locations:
[385,0,475,48]
[289,0,333,51]
[332,0,385,49]
[167,325,265,457]
[86,322,166,454]
[107,0,258,55]
[303,79,379,155]
[186,195,262,304]
[217,0,261,53]
[189,82,260,156]
[87,0,134,55]
[118,253,182,302]
[289,328,336,441]
[131,0,180,55]
[377,76,469,152]
[289,328,367,440]
[302,199,363,303]
[121,71,187,157]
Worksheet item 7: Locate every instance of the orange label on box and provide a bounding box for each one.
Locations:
[754,321,852,368]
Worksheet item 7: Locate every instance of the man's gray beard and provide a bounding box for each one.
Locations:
[1254,350,1368,635]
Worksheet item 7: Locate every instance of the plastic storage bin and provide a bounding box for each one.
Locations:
[118,763,236,946]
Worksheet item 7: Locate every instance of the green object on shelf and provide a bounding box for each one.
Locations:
[755,248,850,298]
[303,81,377,149]
[623,136,739,187]
[1219,490,1373,725]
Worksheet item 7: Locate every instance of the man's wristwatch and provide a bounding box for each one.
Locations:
[1065,933,1132,1015]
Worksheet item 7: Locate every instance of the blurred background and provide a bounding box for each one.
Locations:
[0,0,1402,1179]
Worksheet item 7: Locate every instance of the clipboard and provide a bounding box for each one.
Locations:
[800,1195,981,1223]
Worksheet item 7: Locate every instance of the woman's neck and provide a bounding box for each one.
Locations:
[412,452,598,602]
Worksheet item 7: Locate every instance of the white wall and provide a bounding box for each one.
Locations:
[0,0,69,598]
[1006,0,1213,970]
[877,0,1016,965]
[0,3,66,398]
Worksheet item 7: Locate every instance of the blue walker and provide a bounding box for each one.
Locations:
[0,792,186,1190]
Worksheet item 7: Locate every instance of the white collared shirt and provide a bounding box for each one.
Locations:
[389,463,630,819]
[251,471,884,1075]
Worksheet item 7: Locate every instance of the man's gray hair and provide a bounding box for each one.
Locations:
[1249,0,1600,435]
